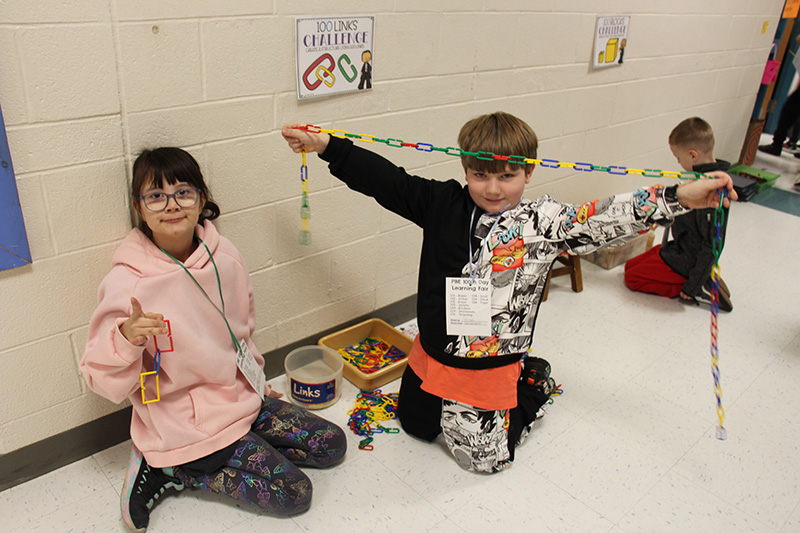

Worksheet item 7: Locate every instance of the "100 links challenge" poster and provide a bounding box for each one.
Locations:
[296,16,375,100]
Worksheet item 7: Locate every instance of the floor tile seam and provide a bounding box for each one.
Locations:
[664,464,782,532]
[580,385,713,466]
[572,412,680,472]
[361,451,445,516]
[0,457,117,530]
[467,462,618,527]
[90,454,121,496]
[776,499,800,533]
[611,466,673,531]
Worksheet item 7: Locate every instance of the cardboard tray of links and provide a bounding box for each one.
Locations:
[318,318,413,390]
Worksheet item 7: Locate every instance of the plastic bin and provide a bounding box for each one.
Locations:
[284,345,343,409]
[728,164,779,193]
[581,230,655,270]
[318,318,413,390]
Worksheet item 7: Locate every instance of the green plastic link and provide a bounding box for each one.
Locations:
[444,147,464,157]
[680,171,703,180]
[591,165,610,173]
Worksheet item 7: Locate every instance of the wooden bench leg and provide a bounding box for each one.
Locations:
[570,254,583,293]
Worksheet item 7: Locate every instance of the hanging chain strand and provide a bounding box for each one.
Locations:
[299,150,311,245]
[711,193,727,440]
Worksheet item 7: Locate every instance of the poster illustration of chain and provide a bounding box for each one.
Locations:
[296,16,375,100]
[593,15,630,69]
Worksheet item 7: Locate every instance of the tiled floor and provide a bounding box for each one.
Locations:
[2,197,800,532]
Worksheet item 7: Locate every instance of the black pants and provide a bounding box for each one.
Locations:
[770,88,800,146]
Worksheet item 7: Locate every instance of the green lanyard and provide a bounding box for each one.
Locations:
[160,238,239,351]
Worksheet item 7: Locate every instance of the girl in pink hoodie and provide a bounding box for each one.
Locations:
[81,147,346,532]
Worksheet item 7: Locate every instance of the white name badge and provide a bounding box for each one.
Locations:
[445,277,492,336]
[236,338,265,399]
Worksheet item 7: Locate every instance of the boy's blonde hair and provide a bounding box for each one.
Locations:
[457,112,538,173]
[668,117,715,154]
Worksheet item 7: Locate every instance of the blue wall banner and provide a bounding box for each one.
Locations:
[0,103,32,271]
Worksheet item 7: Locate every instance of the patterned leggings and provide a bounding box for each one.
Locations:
[174,396,346,516]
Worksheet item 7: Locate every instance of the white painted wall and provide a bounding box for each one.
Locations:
[0,1,780,453]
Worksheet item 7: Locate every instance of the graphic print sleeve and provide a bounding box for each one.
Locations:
[537,184,688,255]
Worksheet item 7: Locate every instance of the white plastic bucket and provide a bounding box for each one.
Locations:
[284,345,343,409]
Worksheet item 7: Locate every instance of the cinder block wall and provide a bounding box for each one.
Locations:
[0,1,779,454]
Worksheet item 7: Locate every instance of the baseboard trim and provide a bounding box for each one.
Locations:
[0,294,416,492]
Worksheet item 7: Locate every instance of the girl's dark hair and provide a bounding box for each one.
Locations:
[131,147,220,238]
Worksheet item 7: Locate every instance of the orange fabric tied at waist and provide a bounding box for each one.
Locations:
[407,335,521,411]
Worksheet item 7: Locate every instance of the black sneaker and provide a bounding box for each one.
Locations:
[121,445,184,532]
[694,280,733,312]
[758,143,782,156]
[521,356,556,398]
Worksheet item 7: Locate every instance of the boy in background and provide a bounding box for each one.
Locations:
[283,113,736,473]
[625,117,732,312]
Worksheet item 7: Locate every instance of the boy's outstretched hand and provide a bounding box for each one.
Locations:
[282,122,331,155]
[676,171,738,209]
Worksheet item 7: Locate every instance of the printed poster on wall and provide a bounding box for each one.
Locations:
[593,15,630,69]
[296,16,375,100]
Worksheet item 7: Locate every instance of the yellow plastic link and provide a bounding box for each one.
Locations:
[625,168,646,175]
[660,170,683,179]
[140,371,160,404]
[357,134,376,143]
[558,162,576,169]
[329,129,349,139]
[524,158,543,165]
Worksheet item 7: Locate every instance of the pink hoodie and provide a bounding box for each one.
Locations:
[81,220,270,468]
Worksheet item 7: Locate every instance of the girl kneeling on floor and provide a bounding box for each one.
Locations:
[81,147,346,532]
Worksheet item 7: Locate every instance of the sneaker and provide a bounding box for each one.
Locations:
[794,175,800,189]
[758,143,782,156]
[784,141,798,150]
[694,279,733,312]
[121,445,184,532]
[521,356,556,399]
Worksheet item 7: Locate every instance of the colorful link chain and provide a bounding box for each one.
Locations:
[140,349,162,404]
[297,122,727,438]
[337,337,407,375]
[347,389,400,450]
[710,194,727,440]
[299,151,311,245]
[294,124,707,181]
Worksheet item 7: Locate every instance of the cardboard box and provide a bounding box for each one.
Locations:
[318,318,412,390]
[581,230,654,270]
